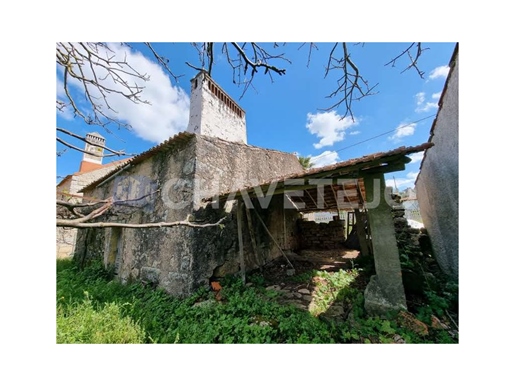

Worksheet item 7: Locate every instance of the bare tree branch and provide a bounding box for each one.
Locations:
[56,216,227,229]
[56,42,151,131]
[143,42,183,82]
[56,127,133,157]
[384,42,428,78]
[56,192,226,229]
[298,43,318,67]
[221,43,290,99]
[322,43,379,121]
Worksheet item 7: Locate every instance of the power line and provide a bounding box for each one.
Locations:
[310,114,436,161]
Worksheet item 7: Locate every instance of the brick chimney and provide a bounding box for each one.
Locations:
[186,71,247,144]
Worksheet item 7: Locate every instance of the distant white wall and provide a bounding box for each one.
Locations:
[186,72,247,144]
[416,47,459,279]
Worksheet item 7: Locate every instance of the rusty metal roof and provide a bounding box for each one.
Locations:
[207,142,434,212]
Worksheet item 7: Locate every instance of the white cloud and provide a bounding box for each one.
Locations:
[56,78,75,120]
[57,43,190,144]
[385,171,419,189]
[349,131,360,135]
[415,91,438,112]
[389,122,416,142]
[416,102,438,112]
[415,92,425,105]
[306,111,358,149]
[408,151,424,163]
[432,92,442,99]
[429,65,450,80]
[309,150,340,168]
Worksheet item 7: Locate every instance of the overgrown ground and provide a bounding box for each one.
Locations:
[56,248,458,343]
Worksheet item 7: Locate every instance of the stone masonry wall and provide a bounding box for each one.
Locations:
[416,48,459,279]
[189,134,305,290]
[76,133,305,298]
[297,218,346,249]
[56,162,123,258]
[77,137,198,297]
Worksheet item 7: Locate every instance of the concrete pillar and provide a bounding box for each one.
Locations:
[363,173,407,315]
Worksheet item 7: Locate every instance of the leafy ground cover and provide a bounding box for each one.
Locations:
[56,253,458,344]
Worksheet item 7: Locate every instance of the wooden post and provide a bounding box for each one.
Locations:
[253,208,295,270]
[245,206,261,269]
[236,200,246,283]
[354,209,370,257]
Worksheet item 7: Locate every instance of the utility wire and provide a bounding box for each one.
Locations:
[310,114,436,161]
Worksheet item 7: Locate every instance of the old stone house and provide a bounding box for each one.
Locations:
[416,43,459,279]
[56,132,128,258]
[76,70,430,314]
[76,72,305,297]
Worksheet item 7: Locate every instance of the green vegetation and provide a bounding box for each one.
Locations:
[56,258,457,344]
[57,293,146,343]
[298,156,314,169]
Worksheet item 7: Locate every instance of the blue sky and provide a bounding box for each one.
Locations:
[56,42,456,191]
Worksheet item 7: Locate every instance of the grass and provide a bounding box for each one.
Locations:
[57,293,146,343]
[56,258,458,344]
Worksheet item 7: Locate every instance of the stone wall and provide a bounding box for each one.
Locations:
[77,136,198,297]
[56,162,123,258]
[415,46,459,279]
[297,218,346,249]
[193,134,304,206]
[76,133,305,297]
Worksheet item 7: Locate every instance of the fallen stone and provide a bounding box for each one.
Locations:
[393,334,405,344]
[431,315,449,329]
[302,295,313,302]
[397,311,429,336]
[266,285,281,291]
[298,288,310,294]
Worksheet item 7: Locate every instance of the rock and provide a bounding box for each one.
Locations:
[266,285,281,291]
[298,288,310,294]
[397,311,429,336]
[302,295,313,302]
[393,334,405,344]
[293,292,303,299]
[286,269,296,276]
[431,315,449,329]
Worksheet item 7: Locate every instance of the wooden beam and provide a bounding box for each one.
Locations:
[305,189,319,208]
[253,209,294,270]
[330,184,339,210]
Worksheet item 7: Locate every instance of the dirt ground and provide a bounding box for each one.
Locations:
[246,248,364,319]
